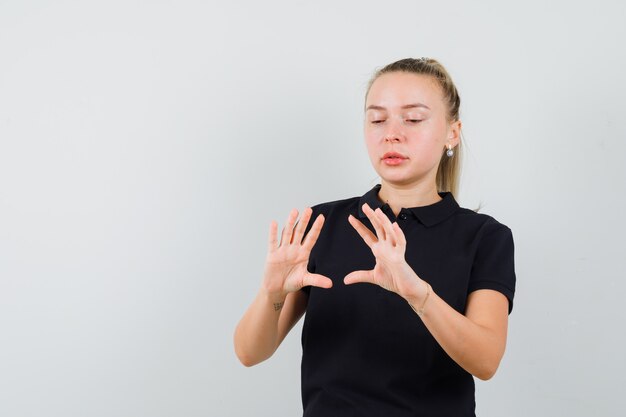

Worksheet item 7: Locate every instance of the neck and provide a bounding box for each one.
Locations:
[378,180,442,216]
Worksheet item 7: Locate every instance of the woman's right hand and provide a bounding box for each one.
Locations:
[262,207,332,299]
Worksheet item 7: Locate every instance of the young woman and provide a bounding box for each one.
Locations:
[234,57,516,417]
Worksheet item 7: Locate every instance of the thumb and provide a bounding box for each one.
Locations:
[303,273,333,289]
[344,270,374,285]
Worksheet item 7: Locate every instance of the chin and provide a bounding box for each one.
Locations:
[379,174,418,187]
[377,163,435,187]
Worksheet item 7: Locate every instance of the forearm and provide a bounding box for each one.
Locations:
[234,208,326,367]
[234,289,285,367]
[404,281,508,380]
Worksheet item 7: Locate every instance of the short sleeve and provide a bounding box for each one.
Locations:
[468,221,516,313]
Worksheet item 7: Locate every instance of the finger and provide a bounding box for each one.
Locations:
[344,270,375,285]
[280,208,299,246]
[301,214,325,251]
[292,207,312,245]
[374,207,391,241]
[362,203,386,240]
[303,273,333,289]
[377,211,397,246]
[392,222,406,247]
[348,214,377,248]
[268,220,278,252]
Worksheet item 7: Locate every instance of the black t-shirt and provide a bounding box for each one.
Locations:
[301,185,516,417]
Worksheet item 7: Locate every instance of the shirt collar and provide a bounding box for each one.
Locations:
[357,184,460,227]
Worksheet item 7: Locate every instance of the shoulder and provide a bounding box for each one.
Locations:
[458,208,516,312]
[309,195,361,218]
[454,206,513,238]
[301,194,361,238]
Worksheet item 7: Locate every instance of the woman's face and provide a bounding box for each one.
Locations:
[364,71,460,188]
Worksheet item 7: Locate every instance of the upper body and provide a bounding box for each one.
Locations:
[300,185,515,416]
[233,57,516,417]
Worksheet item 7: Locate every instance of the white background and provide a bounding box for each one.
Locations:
[1,1,625,416]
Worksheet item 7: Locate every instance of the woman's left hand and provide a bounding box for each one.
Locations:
[344,203,421,299]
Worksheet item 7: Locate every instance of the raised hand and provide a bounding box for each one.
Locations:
[262,207,332,299]
[344,203,423,299]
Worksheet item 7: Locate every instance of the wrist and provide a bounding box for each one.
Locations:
[406,280,431,317]
[259,284,287,300]
[258,287,288,312]
[403,276,430,309]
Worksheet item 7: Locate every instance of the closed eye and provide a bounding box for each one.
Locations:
[407,119,423,123]
[371,120,385,124]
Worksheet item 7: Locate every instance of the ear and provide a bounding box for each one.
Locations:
[446,119,462,148]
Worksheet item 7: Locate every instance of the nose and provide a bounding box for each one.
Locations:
[383,118,404,143]
[384,134,401,143]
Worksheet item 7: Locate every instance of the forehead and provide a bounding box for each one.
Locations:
[366,71,443,110]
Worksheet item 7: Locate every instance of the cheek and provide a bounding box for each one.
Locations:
[363,132,380,160]
[412,139,445,164]
[415,133,443,150]
[410,125,446,148]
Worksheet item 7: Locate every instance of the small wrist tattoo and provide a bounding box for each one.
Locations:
[273,302,284,311]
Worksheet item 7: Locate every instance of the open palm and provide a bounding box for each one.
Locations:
[344,203,419,298]
[262,208,332,298]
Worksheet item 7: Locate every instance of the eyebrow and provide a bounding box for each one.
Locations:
[366,103,431,111]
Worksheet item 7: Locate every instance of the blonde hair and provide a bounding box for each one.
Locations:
[365,57,462,197]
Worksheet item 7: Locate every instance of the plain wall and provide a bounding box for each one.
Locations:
[1,1,625,416]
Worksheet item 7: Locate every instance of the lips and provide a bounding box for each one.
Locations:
[382,152,408,160]
[381,151,408,166]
